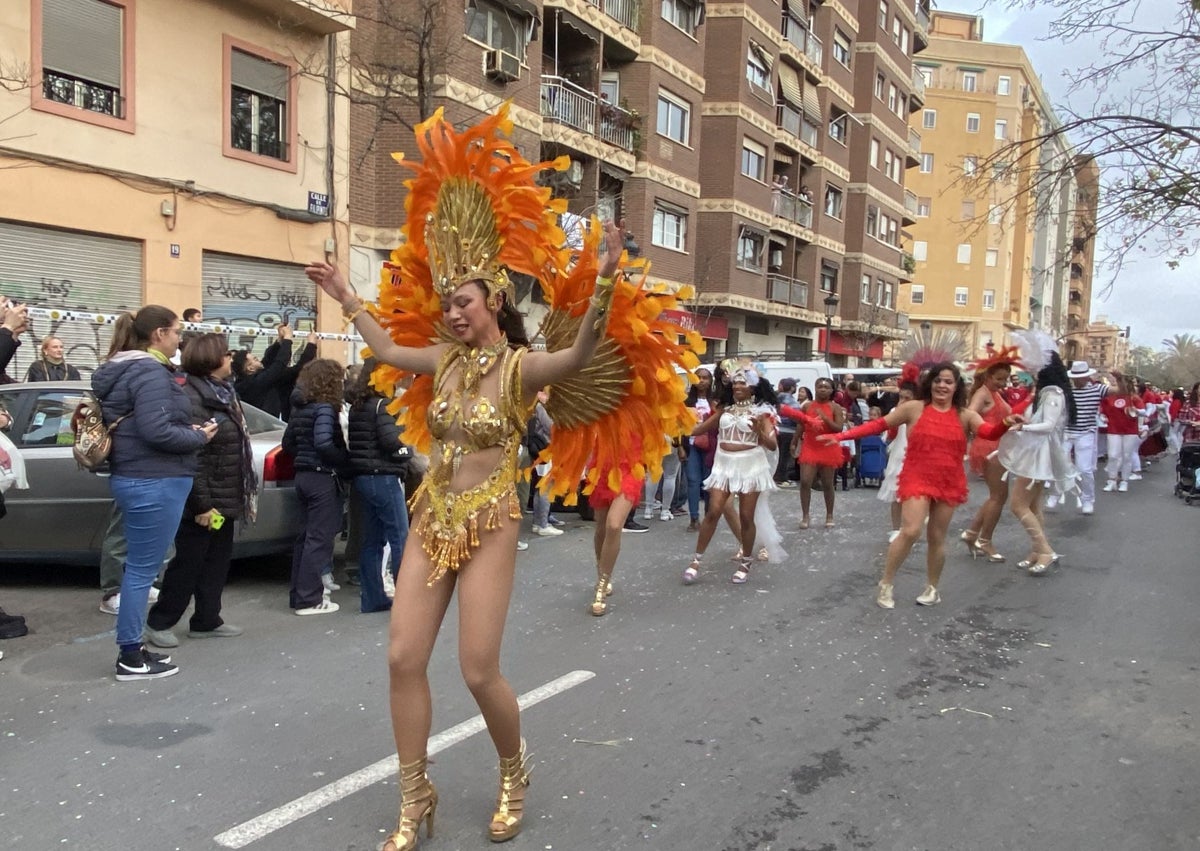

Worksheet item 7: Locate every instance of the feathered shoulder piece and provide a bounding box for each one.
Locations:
[969,344,1022,375]
[367,103,571,451]
[540,221,704,503]
[898,325,971,369]
[1009,328,1058,373]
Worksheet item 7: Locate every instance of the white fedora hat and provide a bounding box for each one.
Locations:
[1068,360,1096,378]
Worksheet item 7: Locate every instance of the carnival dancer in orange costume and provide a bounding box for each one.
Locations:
[305,105,700,850]
[960,345,1021,562]
[821,362,1023,609]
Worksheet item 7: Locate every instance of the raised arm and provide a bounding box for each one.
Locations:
[520,220,625,395]
[1018,387,1066,434]
[304,261,446,375]
[820,400,916,444]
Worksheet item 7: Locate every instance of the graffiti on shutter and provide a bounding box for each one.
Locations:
[201,252,318,359]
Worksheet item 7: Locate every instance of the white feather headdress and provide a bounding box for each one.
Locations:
[1009,328,1058,372]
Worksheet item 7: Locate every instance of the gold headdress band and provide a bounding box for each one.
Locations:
[425,176,512,307]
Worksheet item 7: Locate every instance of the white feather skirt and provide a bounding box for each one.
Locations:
[704,445,777,494]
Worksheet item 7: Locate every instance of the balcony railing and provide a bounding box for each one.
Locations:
[911,67,926,101]
[540,76,637,154]
[801,115,819,148]
[805,32,823,65]
[42,70,124,118]
[767,273,810,309]
[776,101,801,137]
[780,10,808,54]
[603,0,638,30]
[772,188,814,229]
[904,190,918,217]
[916,2,931,31]
[908,127,922,156]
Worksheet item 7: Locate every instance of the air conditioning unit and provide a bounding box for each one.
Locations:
[484,49,521,83]
[768,248,784,269]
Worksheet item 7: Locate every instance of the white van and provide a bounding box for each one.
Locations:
[831,367,902,386]
[693,360,833,395]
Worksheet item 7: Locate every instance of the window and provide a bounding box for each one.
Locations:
[820,261,839,293]
[883,282,894,309]
[824,184,844,219]
[833,29,851,66]
[963,155,978,176]
[954,287,969,306]
[988,204,1003,225]
[995,119,1008,140]
[652,203,688,250]
[19,390,89,447]
[900,27,909,54]
[912,240,928,261]
[869,138,880,168]
[993,160,1012,181]
[919,152,933,173]
[656,90,690,143]
[866,204,879,238]
[875,73,885,100]
[985,248,999,267]
[983,289,996,310]
[887,83,898,114]
[997,75,1011,96]
[890,151,903,182]
[861,274,873,303]
[961,200,975,220]
[922,108,936,129]
[917,197,931,217]
[878,0,888,28]
[228,46,293,164]
[737,228,765,270]
[829,108,848,144]
[956,244,971,264]
[662,0,699,34]
[741,137,767,181]
[962,71,977,92]
[919,67,932,87]
[892,16,901,44]
[746,46,770,91]
[910,284,925,304]
[881,147,892,176]
[966,112,980,133]
[35,0,133,130]
[467,0,528,55]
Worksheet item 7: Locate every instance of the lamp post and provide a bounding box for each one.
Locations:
[822,293,839,363]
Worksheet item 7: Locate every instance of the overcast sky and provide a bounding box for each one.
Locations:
[933,0,1199,350]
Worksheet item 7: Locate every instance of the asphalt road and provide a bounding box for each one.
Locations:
[2,459,1198,851]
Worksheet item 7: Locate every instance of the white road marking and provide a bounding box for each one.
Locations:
[214,669,595,849]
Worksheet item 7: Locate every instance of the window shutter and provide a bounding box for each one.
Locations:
[42,0,124,88]
[231,49,290,100]
[778,64,802,107]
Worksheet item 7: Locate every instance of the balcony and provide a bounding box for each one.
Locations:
[910,67,926,107]
[914,1,930,51]
[241,0,354,32]
[906,127,921,167]
[767,273,810,309]
[806,32,823,66]
[540,76,637,154]
[603,0,638,30]
[772,187,814,230]
[903,190,918,225]
[781,10,807,53]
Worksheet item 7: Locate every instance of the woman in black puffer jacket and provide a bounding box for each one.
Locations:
[346,358,411,613]
[144,334,257,647]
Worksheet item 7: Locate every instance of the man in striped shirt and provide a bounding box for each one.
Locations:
[1049,360,1107,515]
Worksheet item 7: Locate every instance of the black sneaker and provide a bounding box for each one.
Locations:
[140,644,173,665]
[115,647,178,681]
[622,517,649,534]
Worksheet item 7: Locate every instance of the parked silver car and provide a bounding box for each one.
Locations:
[0,381,299,565]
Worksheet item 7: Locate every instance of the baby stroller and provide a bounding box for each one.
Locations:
[1175,442,1200,504]
[857,435,887,487]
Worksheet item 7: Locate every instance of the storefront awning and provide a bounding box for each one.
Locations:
[818,329,884,359]
[661,308,729,340]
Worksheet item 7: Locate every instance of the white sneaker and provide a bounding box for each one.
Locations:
[99,592,120,615]
[1044,494,1060,512]
[1102,481,1117,493]
[148,586,160,604]
[643,509,653,521]
[1128,472,1143,481]
[321,574,340,593]
[916,584,942,606]
[659,509,673,521]
[1118,480,1129,492]
[887,530,901,544]
[295,600,339,615]
[1081,501,1095,515]
[516,541,529,551]
[533,524,564,537]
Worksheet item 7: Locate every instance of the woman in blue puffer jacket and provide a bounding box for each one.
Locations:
[92,306,216,682]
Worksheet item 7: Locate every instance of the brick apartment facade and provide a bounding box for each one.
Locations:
[349,0,931,365]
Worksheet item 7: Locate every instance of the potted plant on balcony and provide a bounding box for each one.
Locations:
[598,97,643,156]
[902,252,917,275]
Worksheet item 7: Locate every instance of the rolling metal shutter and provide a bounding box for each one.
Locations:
[0,220,142,377]
[201,251,318,358]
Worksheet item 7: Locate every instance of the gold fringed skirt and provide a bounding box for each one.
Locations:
[409,472,523,585]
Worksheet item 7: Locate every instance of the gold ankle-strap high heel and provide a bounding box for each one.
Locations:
[489,740,531,843]
[590,575,612,616]
[383,757,438,851]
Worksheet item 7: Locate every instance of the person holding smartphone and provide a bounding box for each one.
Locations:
[144,333,256,648]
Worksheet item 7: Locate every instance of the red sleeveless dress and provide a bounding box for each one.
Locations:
[967,390,1011,475]
[897,404,969,504]
[781,402,844,468]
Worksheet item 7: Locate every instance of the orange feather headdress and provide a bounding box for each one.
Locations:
[969,344,1022,375]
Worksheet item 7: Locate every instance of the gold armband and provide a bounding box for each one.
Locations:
[589,275,615,332]
[342,298,365,326]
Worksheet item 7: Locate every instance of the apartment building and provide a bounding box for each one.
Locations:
[0,0,354,374]
[1085,316,1129,374]
[350,0,930,365]
[1063,154,1098,364]
[901,11,1089,359]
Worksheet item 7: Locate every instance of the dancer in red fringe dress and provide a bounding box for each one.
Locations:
[821,362,1022,609]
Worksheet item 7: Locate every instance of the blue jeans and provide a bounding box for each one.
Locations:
[109,476,192,648]
[685,445,711,522]
[354,475,409,612]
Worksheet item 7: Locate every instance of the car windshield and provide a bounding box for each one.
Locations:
[241,403,286,435]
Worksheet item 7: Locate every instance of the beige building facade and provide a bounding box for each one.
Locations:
[1085,316,1129,375]
[901,11,1088,361]
[0,0,354,374]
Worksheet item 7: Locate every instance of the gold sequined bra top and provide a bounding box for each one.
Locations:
[410,340,528,584]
